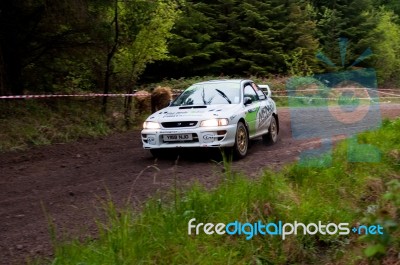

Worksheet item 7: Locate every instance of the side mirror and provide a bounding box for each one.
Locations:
[244,97,252,105]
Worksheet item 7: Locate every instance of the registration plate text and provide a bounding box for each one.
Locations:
[163,134,193,142]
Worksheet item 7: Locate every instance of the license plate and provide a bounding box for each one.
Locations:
[163,134,192,142]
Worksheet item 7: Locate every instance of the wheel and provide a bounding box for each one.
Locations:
[263,115,278,145]
[233,121,249,159]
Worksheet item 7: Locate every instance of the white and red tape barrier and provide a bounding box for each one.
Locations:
[0,92,181,99]
[0,88,398,100]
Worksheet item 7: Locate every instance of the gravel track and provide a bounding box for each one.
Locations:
[1,104,400,264]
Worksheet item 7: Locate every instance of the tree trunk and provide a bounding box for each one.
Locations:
[0,46,6,95]
[0,2,25,96]
[102,0,119,114]
[0,43,23,96]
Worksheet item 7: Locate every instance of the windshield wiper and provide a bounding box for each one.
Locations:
[215,89,231,104]
[202,87,207,105]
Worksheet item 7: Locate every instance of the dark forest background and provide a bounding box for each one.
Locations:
[1,0,400,97]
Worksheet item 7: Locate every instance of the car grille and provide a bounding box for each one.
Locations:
[161,121,198,128]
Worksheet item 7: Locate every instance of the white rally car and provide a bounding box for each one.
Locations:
[141,79,279,159]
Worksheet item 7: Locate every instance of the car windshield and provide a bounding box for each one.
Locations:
[171,82,240,106]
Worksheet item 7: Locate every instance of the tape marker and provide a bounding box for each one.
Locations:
[0,93,180,99]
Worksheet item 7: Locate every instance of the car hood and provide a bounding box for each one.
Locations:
[147,104,241,122]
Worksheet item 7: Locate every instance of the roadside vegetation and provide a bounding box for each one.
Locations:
[32,118,400,265]
[0,98,128,152]
[3,1,400,112]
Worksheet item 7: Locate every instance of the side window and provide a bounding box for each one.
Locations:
[244,84,259,103]
[252,83,266,100]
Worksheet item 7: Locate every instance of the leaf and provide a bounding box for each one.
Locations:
[364,244,385,257]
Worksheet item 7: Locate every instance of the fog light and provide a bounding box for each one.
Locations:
[217,130,227,135]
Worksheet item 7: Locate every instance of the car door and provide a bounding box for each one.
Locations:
[252,82,273,135]
[243,83,261,137]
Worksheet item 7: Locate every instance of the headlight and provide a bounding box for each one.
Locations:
[143,121,160,129]
[200,118,229,127]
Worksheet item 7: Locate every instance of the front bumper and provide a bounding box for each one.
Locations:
[141,124,237,149]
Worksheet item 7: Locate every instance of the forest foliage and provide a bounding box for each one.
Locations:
[1,0,400,98]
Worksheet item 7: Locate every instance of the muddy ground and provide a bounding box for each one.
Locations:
[1,104,400,265]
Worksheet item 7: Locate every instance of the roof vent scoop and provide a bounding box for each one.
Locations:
[179,106,207,109]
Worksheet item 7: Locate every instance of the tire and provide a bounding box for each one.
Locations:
[263,115,278,145]
[233,121,249,159]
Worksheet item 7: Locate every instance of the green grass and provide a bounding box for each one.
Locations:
[37,118,400,265]
[0,98,147,152]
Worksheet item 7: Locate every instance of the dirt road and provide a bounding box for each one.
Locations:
[1,104,400,265]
